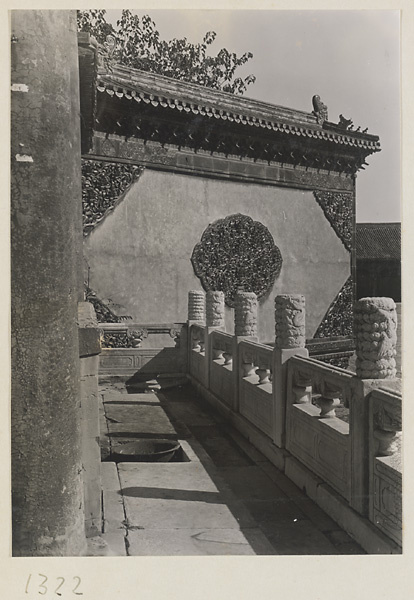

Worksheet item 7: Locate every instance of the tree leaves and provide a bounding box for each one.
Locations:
[77,9,256,95]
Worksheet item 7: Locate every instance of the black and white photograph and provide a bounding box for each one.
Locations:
[7,3,410,597]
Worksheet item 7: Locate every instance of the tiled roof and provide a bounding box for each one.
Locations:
[96,63,380,153]
[356,223,401,259]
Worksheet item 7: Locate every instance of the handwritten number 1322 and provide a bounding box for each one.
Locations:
[25,574,83,596]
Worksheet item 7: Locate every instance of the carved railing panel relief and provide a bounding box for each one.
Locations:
[286,355,352,500]
[369,387,402,545]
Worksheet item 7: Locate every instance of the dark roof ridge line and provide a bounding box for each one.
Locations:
[97,67,380,150]
[98,64,317,123]
[96,82,380,151]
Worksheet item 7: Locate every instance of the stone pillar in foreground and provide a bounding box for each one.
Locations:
[11,10,86,555]
[273,295,308,447]
[354,297,397,379]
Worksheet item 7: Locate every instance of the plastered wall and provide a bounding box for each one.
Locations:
[84,168,350,342]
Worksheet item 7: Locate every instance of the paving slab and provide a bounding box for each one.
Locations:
[100,531,128,556]
[242,499,306,524]
[123,495,247,530]
[118,462,256,530]
[106,405,178,439]
[191,435,254,468]
[99,379,365,555]
[259,519,337,555]
[104,392,161,404]
[217,466,290,501]
[105,404,166,423]
[127,528,259,556]
[118,462,223,493]
[101,463,125,533]
[161,401,217,426]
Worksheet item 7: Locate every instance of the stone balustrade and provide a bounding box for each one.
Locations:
[145,291,403,553]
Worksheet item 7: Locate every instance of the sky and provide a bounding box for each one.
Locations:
[106,9,400,223]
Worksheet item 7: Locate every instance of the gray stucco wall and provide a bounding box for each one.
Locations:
[84,169,350,342]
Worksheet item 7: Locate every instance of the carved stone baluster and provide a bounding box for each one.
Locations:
[191,330,201,352]
[318,386,341,418]
[206,291,225,328]
[257,356,271,384]
[234,291,258,337]
[292,376,312,404]
[373,401,402,457]
[212,342,224,361]
[199,330,206,354]
[188,290,205,322]
[354,297,397,379]
[275,294,306,349]
[223,342,233,366]
[128,328,148,348]
[169,327,181,348]
[241,350,256,377]
[374,430,401,457]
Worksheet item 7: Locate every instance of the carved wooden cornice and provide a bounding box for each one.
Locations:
[81,63,380,180]
[96,64,380,154]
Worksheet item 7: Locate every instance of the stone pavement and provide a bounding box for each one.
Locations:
[94,379,364,556]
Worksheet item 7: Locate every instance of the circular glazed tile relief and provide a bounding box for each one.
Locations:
[191,213,283,307]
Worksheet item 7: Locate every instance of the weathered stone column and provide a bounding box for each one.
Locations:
[273,295,308,447]
[206,291,225,328]
[354,297,397,379]
[234,291,258,337]
[275,295,306,350]
[187,290,205,324]
[11,11,86,555]
[350,297,399,515]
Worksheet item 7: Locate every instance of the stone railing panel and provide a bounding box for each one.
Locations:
[189,324,207,385]
[238,340,273,437]
[209,330,234,407]
[369,386,402,545]
[286,355,351,501]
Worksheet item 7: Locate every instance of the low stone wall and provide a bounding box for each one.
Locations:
[98,323,187,377]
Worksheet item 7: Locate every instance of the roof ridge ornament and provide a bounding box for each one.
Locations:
[97,34,116,72]
[312,94,328,124]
